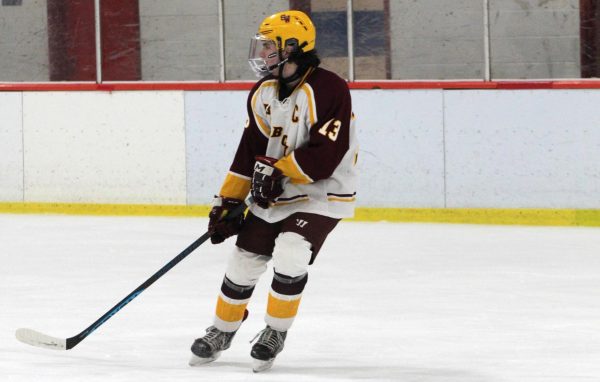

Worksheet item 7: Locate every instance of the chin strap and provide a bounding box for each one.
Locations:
[267,57,301,84]
[267,58,288,72]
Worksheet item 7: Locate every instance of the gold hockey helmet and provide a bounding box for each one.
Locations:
[248,10,316,77]
[258,10,316,53]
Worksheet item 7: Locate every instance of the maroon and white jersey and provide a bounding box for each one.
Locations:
[218,67,358,222]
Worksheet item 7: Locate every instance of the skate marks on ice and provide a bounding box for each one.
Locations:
[264,364,492,381]
[3,215,600,381]
[185,358,491,381]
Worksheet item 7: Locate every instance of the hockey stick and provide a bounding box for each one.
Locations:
[16,197,253,351]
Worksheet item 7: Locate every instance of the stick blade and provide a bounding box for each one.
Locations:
[16,328,67,350]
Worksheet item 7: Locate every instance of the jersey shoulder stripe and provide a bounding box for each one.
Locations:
[299,83,317,126]
[250,79,278,138]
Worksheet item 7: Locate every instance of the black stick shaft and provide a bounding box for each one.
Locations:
[64,199,250,349]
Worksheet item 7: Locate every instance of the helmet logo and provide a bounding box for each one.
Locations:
[297,19,308,31]
[280,14,291,23]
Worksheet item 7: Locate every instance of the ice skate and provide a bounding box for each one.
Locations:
[250,326,287,372]
[189,326,236,366]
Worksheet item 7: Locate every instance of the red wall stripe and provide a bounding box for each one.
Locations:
[2,81,600,92]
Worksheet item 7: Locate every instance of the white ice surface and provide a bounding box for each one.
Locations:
[1,214,600,381]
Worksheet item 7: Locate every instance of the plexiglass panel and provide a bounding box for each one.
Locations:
[388,0,485,80]
[223,0,288,81]
[311,1,349,79]
[489,0,580,79]
[353,0,389,80]
[580,0,600,78]
[0,0,97,81]
[139,0,219,80]
[1,0,599,82]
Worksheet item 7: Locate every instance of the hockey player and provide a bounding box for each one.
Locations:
[189,10,358,372]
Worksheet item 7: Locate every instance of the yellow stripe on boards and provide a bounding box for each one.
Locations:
[1,203,599,227]
[267,293,301,319]
[351,208,600,227]
[0,202,212,217]
[215,296,248,323]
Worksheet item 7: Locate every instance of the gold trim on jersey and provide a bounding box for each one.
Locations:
[301,66,314,82]
[328,196,356,202]
[273,196,310,206]
[251,80,277,138]
[219,171,251,200]
[327,192,356,203]
[254,114,270,138]
[274,152,313,184]
[300,83,316,126]
[285,67,316,125]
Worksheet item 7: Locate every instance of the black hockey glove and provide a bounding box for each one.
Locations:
[252,156,284,209]
[208,196,245,244]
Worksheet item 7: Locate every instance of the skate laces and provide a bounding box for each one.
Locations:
[202,326,230,349]
[250,326,285,351]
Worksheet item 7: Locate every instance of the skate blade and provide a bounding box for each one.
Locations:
[189,351,221,366]
[252,357,275,373]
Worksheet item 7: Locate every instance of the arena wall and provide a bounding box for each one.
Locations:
[0,92,23,201]
[1,87,599,224]
[0,0,581,81]
[20,91,187,204]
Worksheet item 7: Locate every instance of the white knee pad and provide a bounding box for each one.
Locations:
[225,247,270,286]
[272,232,312,278]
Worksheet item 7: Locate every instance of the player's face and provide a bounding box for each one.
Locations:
[248,35,288,77]
[260,40,280,70]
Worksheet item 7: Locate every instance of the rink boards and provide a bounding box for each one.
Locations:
[1,89,599,225]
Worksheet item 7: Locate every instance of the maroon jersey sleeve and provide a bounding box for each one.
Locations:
[277,69,352,183]
[218,80,269,199]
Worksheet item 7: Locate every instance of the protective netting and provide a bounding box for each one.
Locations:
[0,0,597,81]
